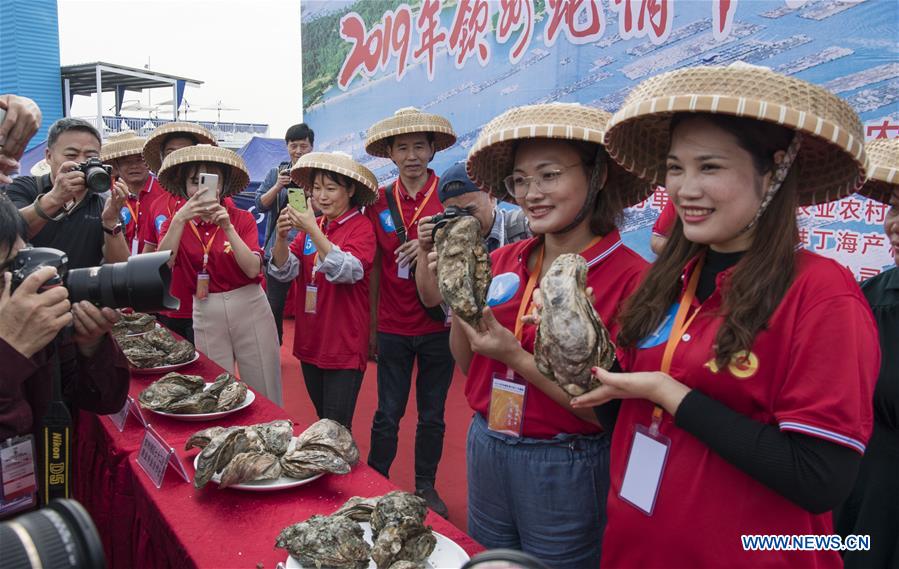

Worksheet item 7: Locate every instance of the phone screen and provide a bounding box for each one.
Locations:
[288,187,307,213]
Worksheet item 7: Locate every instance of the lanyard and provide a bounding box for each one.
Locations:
[310,215,328,282]
[650,257,706,434]
[124,197,138,227]
[393,176,438,234]
[188,222,220,272]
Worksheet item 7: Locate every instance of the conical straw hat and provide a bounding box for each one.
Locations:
[157,144,249,197]
[142,122,217,173]
[365,107,456,158]
[291,151,379,206]
[858,138,899,204]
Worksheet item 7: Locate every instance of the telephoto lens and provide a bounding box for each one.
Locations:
[0,499,106,569]
[67,251,180,312]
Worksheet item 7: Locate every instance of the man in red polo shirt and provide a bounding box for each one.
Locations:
[100,132,165,255]
[364,108,457,518]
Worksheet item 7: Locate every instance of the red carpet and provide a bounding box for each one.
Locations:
[279,318,471,531]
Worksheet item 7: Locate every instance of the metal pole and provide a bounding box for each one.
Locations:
[63,78,72,117]
[172,82,178,120]
[95,65,103,135]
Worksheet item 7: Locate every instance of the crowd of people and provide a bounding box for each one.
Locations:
[0,61,896,568]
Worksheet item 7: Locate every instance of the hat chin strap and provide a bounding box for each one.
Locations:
[739,132,802,235]
[552,146,605,235]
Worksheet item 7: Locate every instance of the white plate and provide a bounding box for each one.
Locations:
[144,383,255,422]
[131,351,200,374]
[285,522,470,569]
[192,453,324,491]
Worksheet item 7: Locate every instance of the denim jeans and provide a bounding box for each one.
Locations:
[265,271,292,345]
[300,362,364,431]
[467,413,610,569]
[368,331,454,489]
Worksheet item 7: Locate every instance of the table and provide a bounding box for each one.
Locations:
[74,348,481,568]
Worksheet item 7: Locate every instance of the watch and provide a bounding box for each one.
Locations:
[102,222,123,236]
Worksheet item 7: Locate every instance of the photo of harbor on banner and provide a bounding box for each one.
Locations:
[301,0,898,279]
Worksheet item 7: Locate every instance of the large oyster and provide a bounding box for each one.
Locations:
[144,327,178,351]
[207,373,236,397]
[113,311,156,336]
[295,419,360,465]
[218,451,282,488]
[164,340,195,365]
[434,215,492,326]
[249,420,294,456]
[333,496,379,522]
[280,449,351,479]
[534,254,614,396]
[138,373,205,410]
[370,492,435,569]
[194,428,249,489]
[276,515,371,569]
[185,426,234,451]
[164,390,218,414]
[122,344,166,368]
[215,382,248,411]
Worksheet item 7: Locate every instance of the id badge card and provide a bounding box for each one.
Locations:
[487,370,526,437]
[0,435,38,516]
[305,285,318,314]
[196,272,210,300]
[397,261,410,280]
[131,237,139,256]
[619,424,671,516]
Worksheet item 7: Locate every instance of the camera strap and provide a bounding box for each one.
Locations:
[384,183,447,323]
[40,337,73,504]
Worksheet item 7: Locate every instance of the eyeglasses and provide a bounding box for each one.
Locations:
[503,162,582,199]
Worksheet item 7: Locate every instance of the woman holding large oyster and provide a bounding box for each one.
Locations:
[570,64,879,567]
[449,103,650,568]
[156,145,282,405]
[268,152,378,430]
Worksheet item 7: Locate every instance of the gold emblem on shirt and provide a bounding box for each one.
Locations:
[223,241,232,254]
[705,350,759,379]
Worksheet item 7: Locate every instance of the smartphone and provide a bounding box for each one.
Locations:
[197,173,219,205]
[288,187,307,213]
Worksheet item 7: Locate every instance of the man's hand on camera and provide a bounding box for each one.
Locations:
[45,161,86,210]
[0,95,42,160]
[275,171,291,191]
[102,179,129,228]
[72,301,119,358]
[0,267,72,359]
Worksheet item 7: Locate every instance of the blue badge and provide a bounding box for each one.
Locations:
[637,303,679,349]
[120,206,132,225]
[379,209,396,233]
[303,234,315,255]
[155,214,168,232]
[486,272,521,307]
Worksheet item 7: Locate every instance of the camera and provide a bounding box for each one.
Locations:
[72,158,112,193]
[430,205,474,242]
[279,161,300,189]
[10,247,180,312]
[0,499,105,569]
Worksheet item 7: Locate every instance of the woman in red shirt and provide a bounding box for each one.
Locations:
[450,103,651,569]
[268,152,377,429]
[572,64,879,568]
[156,145,282,406]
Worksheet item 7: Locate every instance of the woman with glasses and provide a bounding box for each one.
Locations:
[448,103,651,569]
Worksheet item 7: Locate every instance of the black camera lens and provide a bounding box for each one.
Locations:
[83,166,111,193]
[66,251,180,312]
[0,499,105,569]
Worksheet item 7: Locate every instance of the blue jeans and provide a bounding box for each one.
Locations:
[467,413,610,569]
[368,331,454,489]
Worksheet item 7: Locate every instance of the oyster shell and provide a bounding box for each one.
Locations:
[122,345,166,368]
[280,449,351,479]
[249,420,294,456]
[207,373,236,397]
[145,327,178,351]
[370,492,435,569]
[194,428,248,489]
[164,390,218,414]
[276,515,371,569]
[295,419,360,465]
[386,562,426,569]
[534,254,615,396]
[215,381,248,411]
[164,340,195,365]
[185,426,234,451]
[371,491,429,534]
[138,373,205,410]
[113,311,156,335]
[435,215,492,326]
[334,496,379,522]
[218,451,282,488]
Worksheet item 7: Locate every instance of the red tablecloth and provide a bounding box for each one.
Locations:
[74,345,482,568]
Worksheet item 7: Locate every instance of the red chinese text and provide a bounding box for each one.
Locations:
[338,6,414,89]
[544,0,605,47]
[496,0,535,64]
[448,0,491,68]
[612,0,672,43]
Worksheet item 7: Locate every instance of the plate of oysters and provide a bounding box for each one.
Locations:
[117,327,199,372]
[278,492,470,569]
[138,372,254,421]
[188,419,358,491]
[112,311,160,337]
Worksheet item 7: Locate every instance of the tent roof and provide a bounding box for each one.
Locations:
[61,62,203,96]
[236,136,289,183]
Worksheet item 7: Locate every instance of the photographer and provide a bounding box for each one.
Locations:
[0,194,129,444]
[415,161,530,308]
[4,118,130,268]
[0,94,42,184]
[255,123,314,344]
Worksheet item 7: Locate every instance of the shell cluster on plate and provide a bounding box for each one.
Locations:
[434,215,492,327]
[138,372,248,414]
[277,491,435,569]
[187,419,360,489]
[112,311,157,337]
[116,326,195,368]
[534,254,616,396]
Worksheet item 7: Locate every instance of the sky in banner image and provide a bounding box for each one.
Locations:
[300,0,899,279]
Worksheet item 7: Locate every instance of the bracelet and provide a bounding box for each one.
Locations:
[33,193,67,222]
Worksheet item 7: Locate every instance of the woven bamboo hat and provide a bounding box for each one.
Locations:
[604,63,866,206]
[100,132,146,163]
[142,122,217,173]
[157,145,249,197]
[466,103,653,206]
[365,107,456,158]
[291,151,379,207]
[30,159,51,177]
[859,139,899,204]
